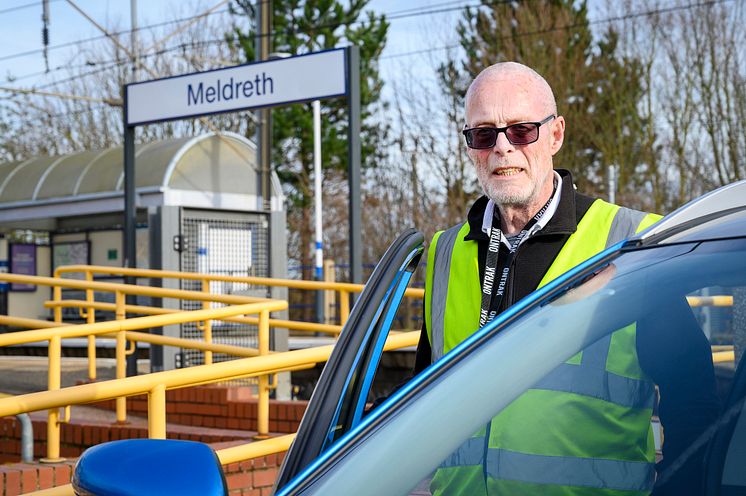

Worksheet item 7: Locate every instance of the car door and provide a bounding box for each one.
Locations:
[275,228,424,489]
[275,236,733,495]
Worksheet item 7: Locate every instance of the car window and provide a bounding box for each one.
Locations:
[403,238,746,496]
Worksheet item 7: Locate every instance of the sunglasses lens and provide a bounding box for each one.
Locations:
[467,128,498,149]
[505,123,539,145]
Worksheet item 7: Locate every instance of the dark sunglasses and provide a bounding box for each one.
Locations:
[462,115,556,149]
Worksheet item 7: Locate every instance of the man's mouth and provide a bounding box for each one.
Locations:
[493,167,523,176]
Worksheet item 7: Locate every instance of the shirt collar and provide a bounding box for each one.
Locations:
[479,171,562,248]
[465,168,578,242]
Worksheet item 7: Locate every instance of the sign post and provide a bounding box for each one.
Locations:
[122,47,363,371]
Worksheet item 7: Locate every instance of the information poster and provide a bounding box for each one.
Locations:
[9,244,36,291]
[53,241,90,279]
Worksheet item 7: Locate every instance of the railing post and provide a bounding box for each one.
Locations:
[148,384,167,439]
[85,270,97,381]
[339,290,350,326]
[202,279,213,365]
[254,309,270,440]
[41,335,64,462]
[115,291,128,424]
[52,285,62,324]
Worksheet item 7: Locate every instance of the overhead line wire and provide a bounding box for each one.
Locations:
[0,0,63,15]
[380,0,735,60]
[0,0,464,64]
[0,0,736,101]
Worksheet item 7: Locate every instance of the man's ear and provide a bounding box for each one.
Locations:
[550,116,565,156]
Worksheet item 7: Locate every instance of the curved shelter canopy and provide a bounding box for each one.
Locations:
[0,132,280,229]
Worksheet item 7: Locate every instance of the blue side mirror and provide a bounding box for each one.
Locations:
[72,439,227,496]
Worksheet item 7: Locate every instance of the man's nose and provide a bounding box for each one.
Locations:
[492,131,515,155]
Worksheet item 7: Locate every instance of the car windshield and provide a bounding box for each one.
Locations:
[404,237,745,496]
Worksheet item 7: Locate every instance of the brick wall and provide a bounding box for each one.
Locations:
[0,386,307,493]
[0,426,286,495]
[0,416,249,463]
[89,386,309,433]
[0,462,74,495]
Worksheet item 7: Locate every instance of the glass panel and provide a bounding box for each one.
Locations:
[408,238,746,495]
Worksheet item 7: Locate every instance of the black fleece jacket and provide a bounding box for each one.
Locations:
[414,170,720,495]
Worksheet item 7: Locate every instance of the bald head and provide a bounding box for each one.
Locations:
[465,62,557,118]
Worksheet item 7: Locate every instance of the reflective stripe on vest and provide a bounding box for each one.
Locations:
[440,437,655,492]
[428,224,463,362]
[533,327,656,409]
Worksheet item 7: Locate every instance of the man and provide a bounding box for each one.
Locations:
[416,62,720,495]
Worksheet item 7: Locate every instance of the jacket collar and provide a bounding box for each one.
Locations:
[464,168,578,242]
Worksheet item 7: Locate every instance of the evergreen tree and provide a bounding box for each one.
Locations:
[452,0,649,205]
[229,0,389,280]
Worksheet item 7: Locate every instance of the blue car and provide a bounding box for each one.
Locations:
[74,180,746,495]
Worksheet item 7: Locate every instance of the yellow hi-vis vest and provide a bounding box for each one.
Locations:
[424,199,661,495]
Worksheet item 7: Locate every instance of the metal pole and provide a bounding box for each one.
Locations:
[17,413,33,462]
[257,0,272,211]
[123,95,138,377]
[608,164,617,204]
[130,0,138,81]
[313,100,324,323]
[125,3,140,377]
[346,46,362,284]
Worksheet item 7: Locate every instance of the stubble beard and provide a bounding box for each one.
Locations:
[478,168,543,208]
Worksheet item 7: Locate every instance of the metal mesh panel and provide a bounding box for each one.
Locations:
[180,209,270,368]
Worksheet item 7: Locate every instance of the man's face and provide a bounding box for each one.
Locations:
[465,76,564,208]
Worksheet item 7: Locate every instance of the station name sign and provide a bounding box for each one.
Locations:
[125,48,347,126]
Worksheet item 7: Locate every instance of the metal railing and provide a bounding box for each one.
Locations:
[48,265,423,377]
[53,264,425,324]
[0,271,291,461]
[6,330,419,496]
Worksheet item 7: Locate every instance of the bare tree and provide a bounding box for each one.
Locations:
[0,7,248,160]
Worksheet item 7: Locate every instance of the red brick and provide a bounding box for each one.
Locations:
[83,427,93,445]
[205,404,222,416]
[21,466,37,492]
[5,470,21,496]
[73,425,83,445]
[243,489,261,496]
[204,417,215,427]
[227,462,239,473]
[38,465,54,489]
[252,468,277,488]
[215,418,227,428]
[55,464,72,484]
[227,472,251,490]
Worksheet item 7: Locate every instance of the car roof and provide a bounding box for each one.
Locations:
[634,180,746,246]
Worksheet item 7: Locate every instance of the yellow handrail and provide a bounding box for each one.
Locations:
[0,330,418,470]
[54,264,425,297]
[0,272,288,461]
[0,272,269,305]
[0,331,416,417]
[53,264,425,326]
[44,299,344,335]
[686,295,734,307]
